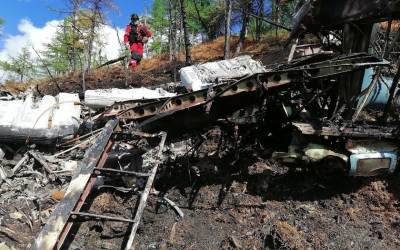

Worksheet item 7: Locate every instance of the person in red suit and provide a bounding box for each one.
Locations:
[124,13,152,68]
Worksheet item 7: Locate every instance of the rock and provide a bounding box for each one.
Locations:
[9,211,23,219]
[230,236,242,249]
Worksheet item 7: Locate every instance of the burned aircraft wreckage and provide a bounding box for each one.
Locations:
[1,0,400,249]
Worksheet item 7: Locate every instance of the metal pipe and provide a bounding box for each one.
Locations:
[353,67,383,121]
[125,132,167,250]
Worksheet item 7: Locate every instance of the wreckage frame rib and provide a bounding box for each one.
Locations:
[93,167,151,177]
[30,119,118,250]
[125,131,167,250]
[69,212,136,223]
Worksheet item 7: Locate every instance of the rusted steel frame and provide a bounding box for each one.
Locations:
[203,76,249,106]
[156,96,176,115]
[125,131,167,250]
[117,90,210,119]
[126,57,387,140]
[69,212,136,223]
[117,54,383,123]
[102,98,165,117]
[93,167,151,177]
[103,77,248,119]
[117,76,259,121]
[56,140,115,249]
[31,119,118,250]
[127,90,260,141]
[113,54,387,138]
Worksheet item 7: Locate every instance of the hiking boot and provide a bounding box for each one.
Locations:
[130,59,137,67]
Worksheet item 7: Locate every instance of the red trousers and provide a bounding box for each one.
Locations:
[129,42,144,61]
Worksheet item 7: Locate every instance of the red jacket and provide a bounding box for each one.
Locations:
[124,23,152,44]
[124,23,152,54]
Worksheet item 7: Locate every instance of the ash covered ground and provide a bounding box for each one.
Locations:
[1,123,400,250]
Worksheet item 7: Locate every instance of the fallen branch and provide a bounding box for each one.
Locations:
[164,197,184,219]
[96,56,126,69]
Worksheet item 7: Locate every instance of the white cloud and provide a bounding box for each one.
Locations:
[0,18,125,82]
[97,25,126,60]
[1,19,59,58]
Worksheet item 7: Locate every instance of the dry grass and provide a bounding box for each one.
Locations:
[379,20,400,30]
[3,34,290,94]
[275,221,303,249]
[3,79,42,95]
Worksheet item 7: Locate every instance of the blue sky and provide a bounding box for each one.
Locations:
[1,0,153,38]
[0,0,154,80]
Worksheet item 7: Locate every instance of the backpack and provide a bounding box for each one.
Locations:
[128,23,148,43]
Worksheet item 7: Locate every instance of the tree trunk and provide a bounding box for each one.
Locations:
[235,1,252,56]
[71,0,79,71]
[178,15,182,62]
[180,0,192,65]
[82,48,88,91]
[224,0,232,60]
[98,48,102,66]
[273,0,281,37]
[255,0,264,41]
[169,0,178,82]
[86,24,95,73]
[193,0,211,40]
[168,0,174,61]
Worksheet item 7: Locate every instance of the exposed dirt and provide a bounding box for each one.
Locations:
[1,35,400,250]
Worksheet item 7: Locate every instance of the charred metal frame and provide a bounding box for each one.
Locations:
[99,53,387,142]
[31,120,167,250]
[31,119,118,250]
